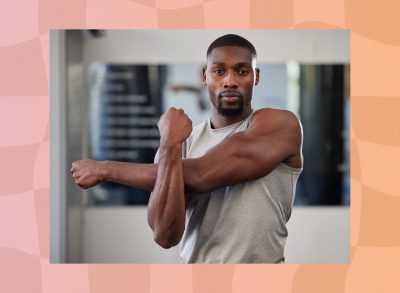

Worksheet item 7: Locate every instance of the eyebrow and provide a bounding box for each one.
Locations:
[211,62,252,67]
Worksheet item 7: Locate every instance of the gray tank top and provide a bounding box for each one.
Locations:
[180,112,302,263]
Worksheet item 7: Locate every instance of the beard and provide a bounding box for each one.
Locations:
[217,96,245,117]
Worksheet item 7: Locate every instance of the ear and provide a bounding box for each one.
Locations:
[255,68,260,85]
[202,66,207,84]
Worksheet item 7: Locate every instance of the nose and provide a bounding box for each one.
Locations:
[223,70,237,89]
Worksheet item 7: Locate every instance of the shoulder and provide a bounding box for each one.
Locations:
[248,109,303,166]
[249,108,302,135]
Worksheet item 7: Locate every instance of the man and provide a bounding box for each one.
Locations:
[71,34,303,263]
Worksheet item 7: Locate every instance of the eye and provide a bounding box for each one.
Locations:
[237,69,249,75]
[213,69,224,75]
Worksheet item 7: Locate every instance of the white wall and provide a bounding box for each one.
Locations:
[83,207,180,263]
[83,206,349,263]
[285,207,350,263]
[50,30,67,263]
[83,30,349,65]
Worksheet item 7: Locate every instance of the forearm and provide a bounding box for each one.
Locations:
[101,161,158,192]
[100,160,199,194]
[98,156,239,197]
[147,143,186,248]
[97,158,203,195]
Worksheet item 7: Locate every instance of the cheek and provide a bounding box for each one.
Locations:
[206,85,217,97]
[206,80,219,92]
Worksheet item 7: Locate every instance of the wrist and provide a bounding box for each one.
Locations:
[98,160,110,181]
[159,141,182,157]
[160,138,183,150]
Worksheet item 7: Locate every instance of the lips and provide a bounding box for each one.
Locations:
[220,91,241,97]
[221,96,240,102]
[219,91,242,103]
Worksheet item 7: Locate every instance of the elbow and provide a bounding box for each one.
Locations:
[184,162,209,194]
[147,206,185,249]
[187,172,214,195]
[151,218,184,249]
[154,235,178,249]
[153,228,182,249]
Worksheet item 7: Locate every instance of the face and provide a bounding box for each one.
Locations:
[203,46,260,118]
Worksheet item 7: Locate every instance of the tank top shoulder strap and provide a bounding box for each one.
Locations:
[233,110,255,133]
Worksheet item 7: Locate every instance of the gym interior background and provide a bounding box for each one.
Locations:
[51,30,350,263]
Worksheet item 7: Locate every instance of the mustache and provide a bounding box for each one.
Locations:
[218,90,242,98]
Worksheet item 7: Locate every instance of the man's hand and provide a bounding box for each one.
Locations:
[71,159,106,189]
[158,108,192,148]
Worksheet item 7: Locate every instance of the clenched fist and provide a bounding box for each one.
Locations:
[70,159,106,189]
[158,108,193,147]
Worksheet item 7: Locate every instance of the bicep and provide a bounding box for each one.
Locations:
[184,117,301,193]
[202,133,290,185]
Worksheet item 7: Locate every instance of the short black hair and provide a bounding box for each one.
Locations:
[206,34,257,59]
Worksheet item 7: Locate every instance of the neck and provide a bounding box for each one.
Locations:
[210,107,253,129]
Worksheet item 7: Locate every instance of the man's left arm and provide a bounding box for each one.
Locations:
[182,109,303,196]
[71,109,302,197]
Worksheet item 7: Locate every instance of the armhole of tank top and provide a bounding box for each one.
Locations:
[279,162,303,173]
[246,111,255,128]
[182,141,187,158]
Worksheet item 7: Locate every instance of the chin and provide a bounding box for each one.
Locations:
[218,107,244,117]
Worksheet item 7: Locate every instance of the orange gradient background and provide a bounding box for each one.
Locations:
[1,0,400,292]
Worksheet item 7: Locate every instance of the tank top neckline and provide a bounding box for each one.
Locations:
[207,111,254,134]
